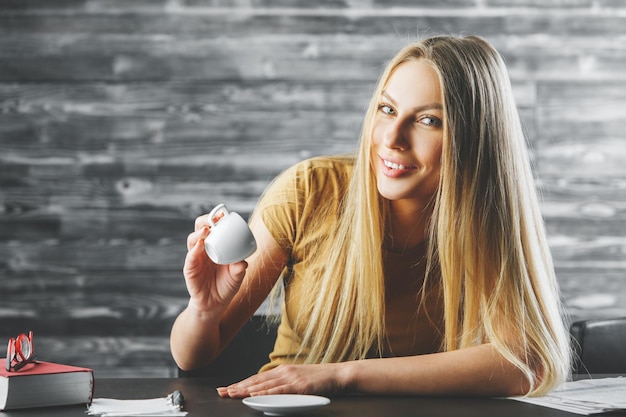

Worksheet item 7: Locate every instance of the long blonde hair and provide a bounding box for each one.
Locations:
[286,35,570,396]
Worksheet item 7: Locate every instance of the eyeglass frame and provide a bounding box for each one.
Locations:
[6,331,36,372]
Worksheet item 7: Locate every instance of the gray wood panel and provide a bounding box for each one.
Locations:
[1,1,625,378]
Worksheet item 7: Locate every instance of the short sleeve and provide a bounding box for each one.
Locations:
[252,156,353,258]
[254,161,305,252]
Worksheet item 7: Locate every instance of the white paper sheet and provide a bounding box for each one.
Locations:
[511,377,626,415]
[87,398,188,417]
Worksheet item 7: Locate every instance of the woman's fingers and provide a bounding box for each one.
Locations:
[194,213,211,232]
[228,261,248,280]
[216,364,341,398]
[217,371,287,398]
[194,211,225,232]
[187,227,210,251]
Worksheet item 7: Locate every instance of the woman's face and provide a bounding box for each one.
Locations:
[371,59,444,205]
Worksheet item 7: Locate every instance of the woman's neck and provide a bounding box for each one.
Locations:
[385,199,431,252]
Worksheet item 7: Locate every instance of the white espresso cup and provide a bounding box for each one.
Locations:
[204,204,257,265]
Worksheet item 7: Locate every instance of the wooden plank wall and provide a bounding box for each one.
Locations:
[1,1,625,377]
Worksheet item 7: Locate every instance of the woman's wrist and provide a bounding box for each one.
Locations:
[186,297,222,322]
[336,360,359,393]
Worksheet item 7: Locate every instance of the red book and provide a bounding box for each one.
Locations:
[0,359,94,411]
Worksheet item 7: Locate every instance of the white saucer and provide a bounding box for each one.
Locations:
[242,394,331,416]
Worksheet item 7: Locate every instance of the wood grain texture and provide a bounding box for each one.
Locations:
[1,1,625,378]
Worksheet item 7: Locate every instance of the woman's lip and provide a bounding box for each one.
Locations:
[380,157,417,170]
[379,157,417,177]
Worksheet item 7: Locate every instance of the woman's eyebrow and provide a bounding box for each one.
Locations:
[381,91,443,113]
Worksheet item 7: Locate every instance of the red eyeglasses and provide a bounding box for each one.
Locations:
[6,331,37,372]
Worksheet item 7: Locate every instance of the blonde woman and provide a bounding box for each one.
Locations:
[170,34,571,397]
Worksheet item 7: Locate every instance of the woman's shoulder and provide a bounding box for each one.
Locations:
[256,155,353,248]
[286,154,354,185]
[260,154,354,205]
[291,154,354,172]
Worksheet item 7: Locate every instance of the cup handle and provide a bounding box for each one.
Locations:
[208,204,229,227]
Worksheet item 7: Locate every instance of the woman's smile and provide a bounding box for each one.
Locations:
[380,156,418,178]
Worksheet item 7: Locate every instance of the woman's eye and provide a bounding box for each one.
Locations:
[379,104,395,115]
[418,116,443,128]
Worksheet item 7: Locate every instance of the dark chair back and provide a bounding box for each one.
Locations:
[570,317,626,374]
[177,315,279,382]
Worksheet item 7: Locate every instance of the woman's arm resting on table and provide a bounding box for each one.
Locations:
[171,216,287,371]
[217,343,531,398]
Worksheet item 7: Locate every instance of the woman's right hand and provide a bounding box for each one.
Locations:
[172,211,286,371]
[182,213,249,315]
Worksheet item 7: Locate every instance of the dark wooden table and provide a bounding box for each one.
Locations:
[1,377,623,417]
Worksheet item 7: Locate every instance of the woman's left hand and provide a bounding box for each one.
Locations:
[216,363,349,398]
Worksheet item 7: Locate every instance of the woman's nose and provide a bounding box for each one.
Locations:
[383,119,409,150]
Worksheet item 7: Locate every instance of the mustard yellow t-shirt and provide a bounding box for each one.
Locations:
[255,156,443,372]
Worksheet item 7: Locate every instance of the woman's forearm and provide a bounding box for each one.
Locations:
[218,343,532,398]
[342,344,530,396]
[170,302,222,371]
